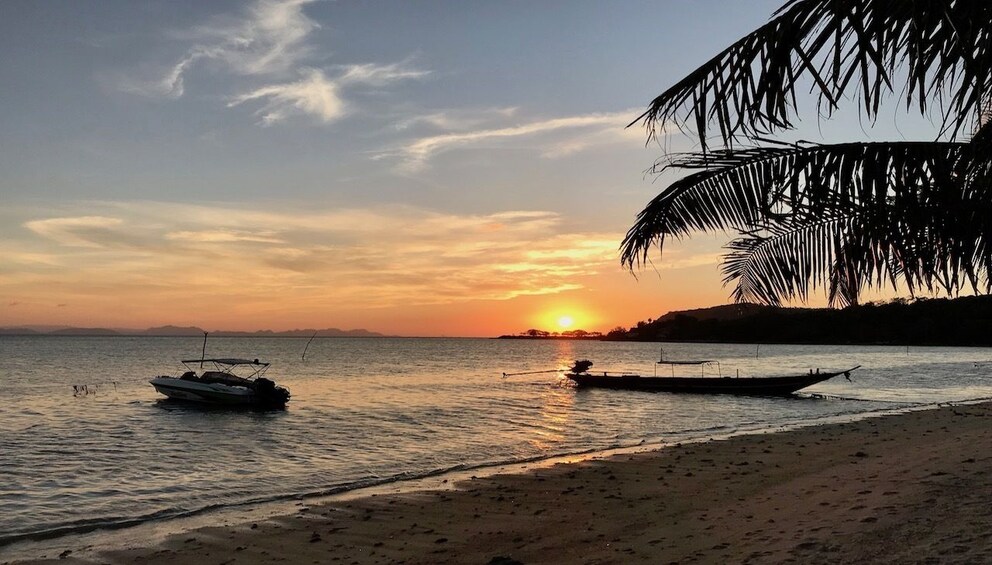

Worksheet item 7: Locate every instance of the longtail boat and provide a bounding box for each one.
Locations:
[565,359,859,396]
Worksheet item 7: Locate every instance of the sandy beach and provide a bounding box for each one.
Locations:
[9,401,992,565]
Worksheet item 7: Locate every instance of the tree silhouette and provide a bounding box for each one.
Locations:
[621,0,992,306]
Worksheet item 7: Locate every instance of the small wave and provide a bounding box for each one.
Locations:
[0,446,646,549]
[0,507,181,547]
[800,392,919,404]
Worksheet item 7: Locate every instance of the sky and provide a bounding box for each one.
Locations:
[0,0,938,336]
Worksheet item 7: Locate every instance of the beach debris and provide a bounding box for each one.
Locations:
[58,549,72,559]
[71,381,119,396]
[487,557,524,565]
[309,531,322,543]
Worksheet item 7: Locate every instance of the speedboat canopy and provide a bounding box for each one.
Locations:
[180,358,270,380]
[180,358,269,366]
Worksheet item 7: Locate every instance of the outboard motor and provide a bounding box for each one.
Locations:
[570,360,594,374]
[253,377,291,407]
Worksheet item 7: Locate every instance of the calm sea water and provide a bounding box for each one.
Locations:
[2,336,991,548]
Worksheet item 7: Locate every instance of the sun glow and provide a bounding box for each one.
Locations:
[556,315,574,329]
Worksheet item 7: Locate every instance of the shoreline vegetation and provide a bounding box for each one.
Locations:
[11,401,992,564]
[499,295,992,346]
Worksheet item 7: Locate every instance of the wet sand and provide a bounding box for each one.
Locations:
[11,401,992,564]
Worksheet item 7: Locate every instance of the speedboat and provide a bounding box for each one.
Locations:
[150,358,291,407]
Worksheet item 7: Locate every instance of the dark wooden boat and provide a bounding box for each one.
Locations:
[566,360,860,396]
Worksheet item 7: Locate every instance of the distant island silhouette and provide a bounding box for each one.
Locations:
[498,329,604,340]
[500,295,992,346]
[0,324,389,338]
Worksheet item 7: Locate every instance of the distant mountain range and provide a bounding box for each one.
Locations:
[0,324,388,337]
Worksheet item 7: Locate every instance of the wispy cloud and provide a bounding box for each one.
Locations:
[120,0,316,97]
[198,0,319,77]
[122,0,428,125]
[657,251,722,270]
[24,216,125,247]
[337,61,432,87]
[539,125,644,159]
[165,229,285,244]
[382,110,640,171]
[392,107,519,132]
[118,52,203,98]
[227,68,344,125]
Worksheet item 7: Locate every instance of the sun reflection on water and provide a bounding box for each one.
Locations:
[553,339,577,371]
[525,341,579,450]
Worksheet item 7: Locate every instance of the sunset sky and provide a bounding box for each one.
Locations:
[1,1,935,336]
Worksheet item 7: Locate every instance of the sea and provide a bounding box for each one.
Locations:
[2,336,992,552]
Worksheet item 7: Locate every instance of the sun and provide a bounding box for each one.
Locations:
[556,315,574,329]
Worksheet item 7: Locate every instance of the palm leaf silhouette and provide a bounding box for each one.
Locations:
[632,0,992,150]
[621,140,992,305]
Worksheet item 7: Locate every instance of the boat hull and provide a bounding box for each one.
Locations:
[150,377,258,406]
[566,368,858,396]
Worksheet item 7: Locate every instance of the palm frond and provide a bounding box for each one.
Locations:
[632,0,992,148]
[622,140,992,305]
[721,217,853,306]
[721,214,901,307]
[621,141,974,267]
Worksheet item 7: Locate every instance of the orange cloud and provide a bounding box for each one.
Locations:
[3,202,626,331]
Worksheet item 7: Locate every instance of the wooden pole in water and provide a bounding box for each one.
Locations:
[502,369,561,377]
[302,331,318,361]
[200,332,208,369]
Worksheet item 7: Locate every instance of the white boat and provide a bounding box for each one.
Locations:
[150,358,291,407]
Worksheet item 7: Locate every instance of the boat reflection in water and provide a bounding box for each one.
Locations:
[150,358,291,408]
